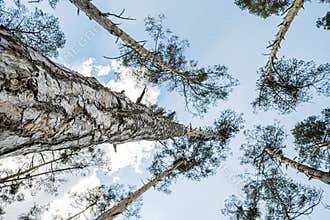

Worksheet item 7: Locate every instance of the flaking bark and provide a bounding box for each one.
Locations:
[0,28,188,158]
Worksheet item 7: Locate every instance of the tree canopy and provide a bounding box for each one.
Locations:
[0,0,65,56]
[0,0,329,219]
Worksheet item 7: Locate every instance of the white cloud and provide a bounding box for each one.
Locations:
[95,65,111,76]
[41,170,101,220]
[99,141,155,174]
[70,58,95,77]
[106,60,159,105]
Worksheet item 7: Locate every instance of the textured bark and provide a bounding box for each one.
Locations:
[0,28,188,158]
[267,0,304,81]
[96,158,187,220]
[69,0,196,84]
[265,147,330,185]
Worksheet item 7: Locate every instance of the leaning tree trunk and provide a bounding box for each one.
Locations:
[0,28,188,159]
[267,0,304,81]
[264,147,330,185]
[70,0,195,84]
[96,158,187,220]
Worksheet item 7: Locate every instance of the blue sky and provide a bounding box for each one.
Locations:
[5,0,330,219]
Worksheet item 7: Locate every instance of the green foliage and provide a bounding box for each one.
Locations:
[225,123,324,220]
[0,147,110,217]
[0,0,65,56]
[253,58,330,113]
[222,171,322,220]
[18,204,45,220]
[234,0,330,30]
[120,15,238,114]
[293,108,330,169]
[17,0,60,8]
[234,0,291,18]
[149,110,243,193]
[65,184,141,220]
[222,179,260,220]
[47,0,60,8]
[317,11,330,30]
[241,124,286,174]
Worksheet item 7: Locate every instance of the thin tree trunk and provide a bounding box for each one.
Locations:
[0,28,188,158]
[264,147,330,185]
[0,166,86,184]
[69,0,197,84]
[267,0,304,81]
[0,152,74,183]
[67,201,98,220]
[96,158,187,220]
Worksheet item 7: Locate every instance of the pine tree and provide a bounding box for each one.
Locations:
[234,0,330,30]
[235,0,330,113]
[96,159,186,220]
[253,58,330,113]
[293,108,330,169]
[234,0,292,18]
[68,0,238,114]
[63,184,142,220]
[0,27,185,158]
[0,146,110,216]
[222,170,322,220]
[0,0,65,57]
[241,124,330,185]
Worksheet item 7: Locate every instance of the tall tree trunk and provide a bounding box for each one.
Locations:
[0,28,188,158]
[69,0,196,84]
[264,147,330,185]
[96,158,187,220]
[267,0,304,81]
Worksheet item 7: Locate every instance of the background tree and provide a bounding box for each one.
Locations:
[65,0,238,114]
[235,0,329,114]
[96,159,186,220]
[117,15,238,114]
[0,0,65,57]
[222,170,323,220]
[61,184,142,220]
[234,0,329,30]
[18,203,46,220]
[316,11,330,29]
[241,123,330,184]
[252,58,330,113]
[293,108,330,170]
[0,146,110,218]
[149,110,243,193]
[234,0,291,18]
[316,0,330,30]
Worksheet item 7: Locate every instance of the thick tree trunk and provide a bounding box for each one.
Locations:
[0,28,188,158]
[264,147,330,185]
[69,0,195,84]
[96,158,187,220]
[267,0,304,81]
